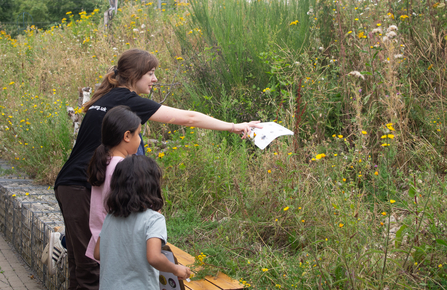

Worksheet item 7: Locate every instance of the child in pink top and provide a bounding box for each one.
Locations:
[85,106,143,262]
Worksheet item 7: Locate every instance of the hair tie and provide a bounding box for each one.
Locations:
[114,68,118,77]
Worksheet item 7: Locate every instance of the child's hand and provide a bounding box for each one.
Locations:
[174,265,191,280]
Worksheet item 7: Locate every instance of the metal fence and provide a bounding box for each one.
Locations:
[0,160,69,290]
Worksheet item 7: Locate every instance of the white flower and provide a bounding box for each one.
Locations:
[387,25,398,32]
[394,54,403,59]
[371,28,383,34]
[437,2,445,9]
[348,71,365,80]
[382,36,390,43]
[141,24,146,29]
[386,31,397,39]
[133,28,139,33]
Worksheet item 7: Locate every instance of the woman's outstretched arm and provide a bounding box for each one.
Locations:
[149,106,262,138]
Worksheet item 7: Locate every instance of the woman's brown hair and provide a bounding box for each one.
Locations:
[83,49,159,112]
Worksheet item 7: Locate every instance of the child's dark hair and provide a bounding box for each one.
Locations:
[84,49,159,112]
[106,155,163,217]
[87,106,141,186]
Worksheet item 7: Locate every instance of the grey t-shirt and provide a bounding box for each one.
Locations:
[99,210,167,290]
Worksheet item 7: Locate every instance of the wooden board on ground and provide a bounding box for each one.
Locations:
[166,243,244,290]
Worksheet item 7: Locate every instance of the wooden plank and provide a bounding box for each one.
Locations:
[167,243,196,266]
[166,243,244,290]
[204,272,244,290]
[184,279,222,290]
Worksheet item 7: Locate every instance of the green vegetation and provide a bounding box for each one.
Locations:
[0,0,106,36]
[1,0,447,288]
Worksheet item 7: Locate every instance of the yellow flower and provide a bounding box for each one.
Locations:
[381,212,386,216]
[66,11,72,15]
[146,148,152,153]
[176,57,184,61]
[400,15,409,20]
[377,23,382,26]
[343,178,346,182]
[12,194,16,197]
[26,192,29,196]
[172,147,177,150]
[374,171,379,176]
[428,64,433,70]
[339,223,344,228]
[381,143,390,147]
[338,135,343,138]
[332,134,336,137]
[390,200,396,204]
[347,31,352,34]
[439,264,443,268]
[301,219,305,223]
[268,170,271,173]
[9,82,15,85]
[283,206,289,211]
[180,136,185,140]
[262,268,269,272]
[158,152,165,158]
[362,130,367,135]
[288,152,292,155]
[315,153,326,160]
[334,154,338,156]
[194,144,199,147]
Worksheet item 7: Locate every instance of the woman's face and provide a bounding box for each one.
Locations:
[134,68,157,95]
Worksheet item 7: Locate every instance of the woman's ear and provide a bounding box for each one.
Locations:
[123,130,131,143]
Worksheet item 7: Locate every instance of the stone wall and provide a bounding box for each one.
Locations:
[0,159,68,290]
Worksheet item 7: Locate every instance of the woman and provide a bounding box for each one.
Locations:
[53,48,261,290]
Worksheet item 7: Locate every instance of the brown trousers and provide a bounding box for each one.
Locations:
[55,185,99,290]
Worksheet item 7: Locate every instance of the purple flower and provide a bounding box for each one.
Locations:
[359,89,362,93]
[374,165,378,168]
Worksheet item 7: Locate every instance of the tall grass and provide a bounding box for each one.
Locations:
[173,0,313,120]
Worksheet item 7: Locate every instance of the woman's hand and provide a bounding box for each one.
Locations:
[232,121,263,139]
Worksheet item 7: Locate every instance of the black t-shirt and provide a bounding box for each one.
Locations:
[54,88,161,190]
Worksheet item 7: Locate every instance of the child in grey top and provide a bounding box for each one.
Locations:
[94,155,190,289]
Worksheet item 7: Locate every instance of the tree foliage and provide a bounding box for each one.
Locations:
[0,0,107,34]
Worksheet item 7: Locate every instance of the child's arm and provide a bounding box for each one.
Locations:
[94,237,100,260]
[146,238,191,280]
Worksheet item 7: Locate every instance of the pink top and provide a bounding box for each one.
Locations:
[85,156,124,262]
